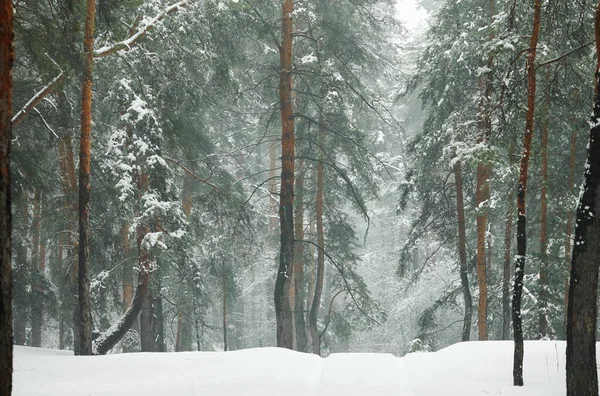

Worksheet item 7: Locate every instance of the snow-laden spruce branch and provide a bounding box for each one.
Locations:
[12,71,65,127]
[94,0,191,58]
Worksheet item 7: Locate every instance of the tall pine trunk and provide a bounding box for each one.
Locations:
[274,0,295,350]
[512,0,541,385]
[453,161,472,341]
[0,0,13,392]
[538,79,550,339]
[475,0,495,341]
[565,4,600,394]
[77,0,97,356]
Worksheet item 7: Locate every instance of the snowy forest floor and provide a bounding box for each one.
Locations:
[13,341,588,395]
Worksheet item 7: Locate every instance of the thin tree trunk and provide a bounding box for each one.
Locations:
[309,140,325,356]
[77,0,97,356]
[566,5,600,394]
[538,78,550,339]
[274,0,295,350]
[269,141,279,231]
[293,161,308,352]
[30,190,43,348]
[140,284,155,352]
[454,161,472,342]
[0,0,14,391]
[512,0,542,385]
[223,269,228,352]
[502,184,514,340]
[564,120,578,326]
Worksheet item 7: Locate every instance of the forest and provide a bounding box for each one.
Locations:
[2,0,600,395]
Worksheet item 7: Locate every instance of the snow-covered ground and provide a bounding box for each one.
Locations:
[13,341,588,395]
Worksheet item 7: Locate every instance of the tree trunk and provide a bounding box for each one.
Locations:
[30,190,43,348]
[475,0,495,341]
[309,144,325,356]
[77,0,97,356]
[502,184,514,341]
[512,0,541,385]
[293,161,308,352]
[453,161,472,342]
[538,79,550,339]
[140,284,155,352]
[566,5,600,394]
[269,141,279,232]
[274,0,295,350]
[564,120,578,326]
[0,0,13,392]
[223,269,228,352]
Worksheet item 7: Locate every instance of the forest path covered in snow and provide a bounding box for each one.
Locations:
[13,341,582,395]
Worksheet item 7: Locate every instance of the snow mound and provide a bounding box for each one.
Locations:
[13,341,591,395]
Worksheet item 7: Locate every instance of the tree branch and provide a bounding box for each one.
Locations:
[12,71,65,127]
[163,156,223,193]
[94,0,190,58]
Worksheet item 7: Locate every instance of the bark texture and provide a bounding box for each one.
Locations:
[565,4,600,394]
[453,161,472,341]
[0,0,13,392]
[274,0,295,350]
[512,0,541,385]
[77,0,97,356]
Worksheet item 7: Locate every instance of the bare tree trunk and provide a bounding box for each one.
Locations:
[221,269,228,351]
[309,139,325,356]
[77,0,97,356]
[293,161,308,352]
[30,190,43,347]
[513,0,541,385]
[564,124,578,326]
[475,0,495,341]
[538,78,550,339]
[0,0,14,391]
[454,161,472,341]
[566,5,600,394]
[274,0,295,350]
[502,185,514,341]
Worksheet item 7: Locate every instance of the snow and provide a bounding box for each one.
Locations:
[13,341,591,395]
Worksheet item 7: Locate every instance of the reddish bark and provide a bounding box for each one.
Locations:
[512,0,542,385]
[274,0,295,350]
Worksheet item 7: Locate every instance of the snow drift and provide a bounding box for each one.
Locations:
[13,341,590,395]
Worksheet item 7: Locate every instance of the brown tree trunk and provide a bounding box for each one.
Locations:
[77,0,97,356]
[454,161,472,342]
[512,0,541,385]
[566,5,600,394]
[538,79,550,339]
[274,0,295,350]
[30,190,43,347]
[309,144,325,355]
[0,0,13,392]
[293,161,308,352]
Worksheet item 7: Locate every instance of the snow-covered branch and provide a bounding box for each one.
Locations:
[93,0,191,58]
[12,71,65,127]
